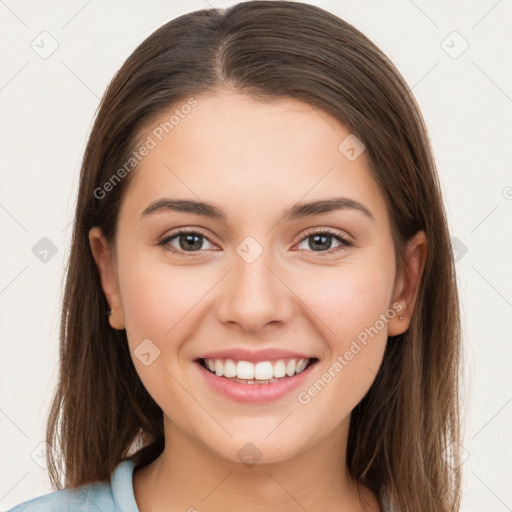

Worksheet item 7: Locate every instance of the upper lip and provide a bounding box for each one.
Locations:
[196,348,316,363]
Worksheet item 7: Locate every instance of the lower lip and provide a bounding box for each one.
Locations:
[195,360,317,403]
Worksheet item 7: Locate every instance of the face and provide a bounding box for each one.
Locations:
[90,89,424,466]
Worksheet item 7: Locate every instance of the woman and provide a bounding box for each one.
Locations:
[10,1,462,511]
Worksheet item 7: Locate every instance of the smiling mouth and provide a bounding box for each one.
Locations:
[196,357,319,384]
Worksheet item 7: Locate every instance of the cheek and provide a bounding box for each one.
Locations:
[294,260,395,347]
[118,250,211,342]
[117,255,209,408]
[289,258,395,408]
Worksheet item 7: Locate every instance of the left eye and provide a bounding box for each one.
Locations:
[296,231,353,254]
[158,229,353,256]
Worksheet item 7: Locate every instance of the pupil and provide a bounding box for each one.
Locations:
[310,234,331,251]
[180,233,202,251]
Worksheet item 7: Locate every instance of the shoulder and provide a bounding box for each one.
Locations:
[8,481,113,511]
[8,459,138,512]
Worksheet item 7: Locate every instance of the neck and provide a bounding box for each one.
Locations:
[133,415,381,512]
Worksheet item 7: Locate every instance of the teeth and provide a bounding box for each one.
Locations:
[295,359,308,373]
[286,359,296,377]
[214,359,224,377]
[236,360,254,380]
[223,359,237,378]
[254,361,273,380]
[203,357,312,380]
[273,360,286,378]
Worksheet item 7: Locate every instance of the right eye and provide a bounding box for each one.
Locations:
[158,230,217,256]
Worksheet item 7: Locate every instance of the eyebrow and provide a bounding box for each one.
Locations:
[140,196,374,222]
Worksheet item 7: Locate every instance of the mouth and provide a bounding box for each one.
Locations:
[195,356,319,385]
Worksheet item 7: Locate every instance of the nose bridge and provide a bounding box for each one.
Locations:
[216,234,292,331]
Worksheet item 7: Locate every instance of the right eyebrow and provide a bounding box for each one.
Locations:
[140,198,226,221]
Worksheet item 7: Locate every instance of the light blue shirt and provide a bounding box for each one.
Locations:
[9,458,396,511]
[8,458,139,511]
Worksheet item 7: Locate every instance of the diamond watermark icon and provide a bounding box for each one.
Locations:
[31,441,51,469]
[236,442,262,468]
[338,134,365,161]
[441,31,469,60]
[31,31,59,59]
[451,237,468,263]
[236,236,263,264]
[134,338,161,366]
[442,441,469,469]
[32,237,58,263]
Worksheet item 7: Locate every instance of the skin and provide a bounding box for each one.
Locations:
[89,89,427,512]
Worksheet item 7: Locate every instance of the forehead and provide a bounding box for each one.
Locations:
[119,90,388,229]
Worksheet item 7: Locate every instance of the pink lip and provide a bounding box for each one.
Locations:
[196,347,315,363]
[195,359,318,403]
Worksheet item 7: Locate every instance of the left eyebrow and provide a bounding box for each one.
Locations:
[139,196,374,222]
[281,197,374,222]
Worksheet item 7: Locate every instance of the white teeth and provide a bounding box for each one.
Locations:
[203,357,312,380]
[286,359,296,377]
[254,361,274,380]
[236,360,254,380]
[273,360,286,378]
[214,359,224,377]
[295,359,308,374]
[223,359,237,378]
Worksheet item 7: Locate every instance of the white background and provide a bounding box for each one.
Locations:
[0,0,511,510]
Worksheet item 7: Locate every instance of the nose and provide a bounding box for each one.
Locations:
[215,244,295,334]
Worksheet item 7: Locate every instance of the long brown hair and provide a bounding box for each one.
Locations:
[46,2,463,510]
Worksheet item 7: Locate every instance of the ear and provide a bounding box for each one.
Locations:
[387,230,428,336]
[88,227,125,330]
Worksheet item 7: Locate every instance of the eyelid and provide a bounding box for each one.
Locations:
[299,226,353,244]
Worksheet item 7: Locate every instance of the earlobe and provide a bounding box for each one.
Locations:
[88,227,126,330]
[387,230,428,337]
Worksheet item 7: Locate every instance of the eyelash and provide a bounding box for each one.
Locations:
[157,228,353,257]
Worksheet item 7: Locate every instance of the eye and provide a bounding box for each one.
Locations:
[158,230,216,256]
[158,228,353,257]
[296,228,353,256]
